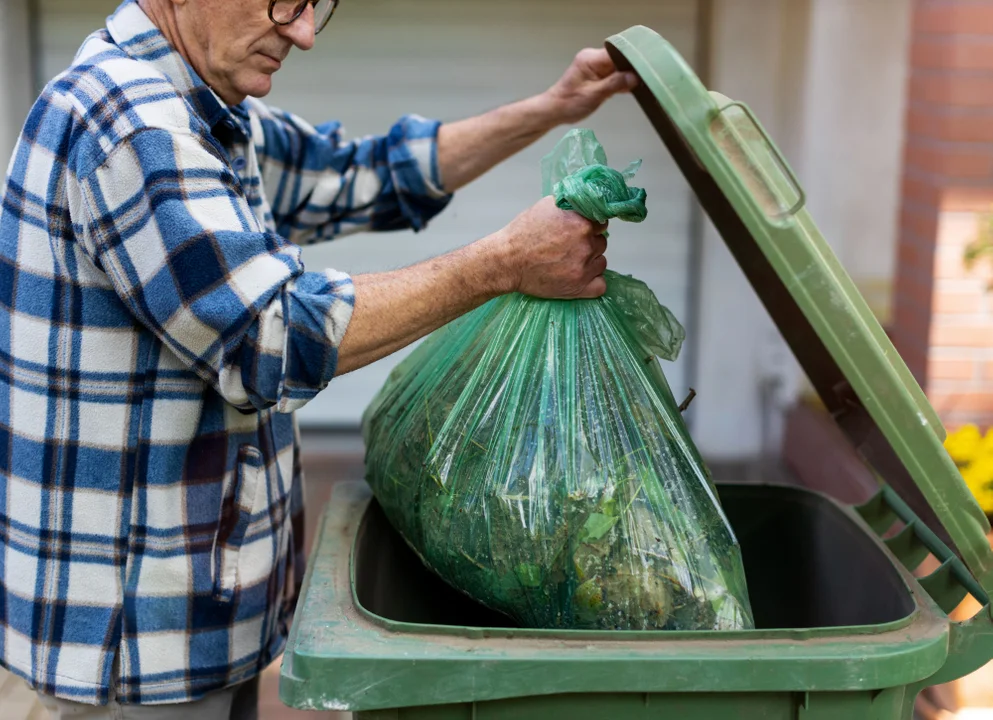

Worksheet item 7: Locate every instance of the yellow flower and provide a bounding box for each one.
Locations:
[945,424,984,465]
[962,460,993,491]
[960,452,993,514]
[980,428,993,455]
[971,485,993,516]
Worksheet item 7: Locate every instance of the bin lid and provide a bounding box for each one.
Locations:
[605,26,993,597]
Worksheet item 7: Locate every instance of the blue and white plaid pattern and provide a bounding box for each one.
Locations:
[0,0,451,705]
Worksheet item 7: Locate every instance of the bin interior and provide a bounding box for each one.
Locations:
[354,483,916,631]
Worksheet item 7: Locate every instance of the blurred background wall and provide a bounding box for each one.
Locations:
[0,0,921,461]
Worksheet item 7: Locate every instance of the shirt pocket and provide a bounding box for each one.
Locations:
[212,444,269,602]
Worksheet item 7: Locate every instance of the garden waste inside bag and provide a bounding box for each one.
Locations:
[362,129,754,632]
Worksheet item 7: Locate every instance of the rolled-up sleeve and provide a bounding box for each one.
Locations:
[251,102,453,245]
[71,126,353,413]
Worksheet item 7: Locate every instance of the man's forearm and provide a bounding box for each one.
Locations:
[334,234,514,376]
[435,94,562,193]
[332,194,608,378]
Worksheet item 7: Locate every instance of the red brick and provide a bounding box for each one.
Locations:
[905,141,934,172]
[901,206,939,242]
[899,230,939,258]
[910,74,993,109]
[945,150,993,178]
[908,107,993,143]
[929,379,981,397]
[894,302,933,350]
[943,411,993,431]
[907,108,934,138]
[929,357,977,380]
[898,347,930,384]
[914,283,936,314]
[897,241,925,274]
[901,174,942,208]
[911,38,993,72]
[907,141,993,178]
[933,291,983,313]
[942,187,993,212]
[937,275,985,289]
[935,247,969,278]
[943,113,993,143]
[894,293,929,324]
[904,142,944,175]
[931,323,993,347]
[936,276,987,295]
[937,209,988,249]
[913,275,938,312]
[893,330,929,369]
[927,391,993,415]
[913,4,993,36]
[890,319,918,346]
[895,272,935,315]
[898,233,940,268]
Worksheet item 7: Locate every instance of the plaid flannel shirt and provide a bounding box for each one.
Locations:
[0,0,451,705]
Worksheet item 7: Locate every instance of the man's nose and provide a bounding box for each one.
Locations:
[276,4,316,51]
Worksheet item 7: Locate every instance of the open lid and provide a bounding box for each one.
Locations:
[605,25,993,596]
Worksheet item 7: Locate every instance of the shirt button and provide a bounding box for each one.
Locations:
[233,157,247,171]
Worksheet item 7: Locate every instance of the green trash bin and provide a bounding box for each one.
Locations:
[279,26,993,719]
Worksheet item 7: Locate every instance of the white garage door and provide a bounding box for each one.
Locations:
[37,0,699,427]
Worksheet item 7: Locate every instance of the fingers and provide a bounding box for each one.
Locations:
[574,252,608,300]
[586,253,608,276]
[516,201,610,300]
[589,231,608,259]
[577,48,638,87]
[577,275,608,299]
[594,71,639,98]
[578,48,616,78]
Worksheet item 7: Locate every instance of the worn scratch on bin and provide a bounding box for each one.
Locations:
[296,696,350,711]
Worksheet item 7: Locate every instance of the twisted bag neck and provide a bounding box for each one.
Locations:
[541,129,678,361]
[554,165,648,225]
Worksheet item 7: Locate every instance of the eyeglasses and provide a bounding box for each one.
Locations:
[268,0,339,34]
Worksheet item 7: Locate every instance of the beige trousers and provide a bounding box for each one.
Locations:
[36,676,259,720]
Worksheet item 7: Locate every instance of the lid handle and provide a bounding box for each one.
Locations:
[709,98,806,225]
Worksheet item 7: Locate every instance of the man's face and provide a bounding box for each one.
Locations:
[175,0,316,105]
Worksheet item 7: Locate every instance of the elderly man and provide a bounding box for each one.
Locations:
[0,0,635,716]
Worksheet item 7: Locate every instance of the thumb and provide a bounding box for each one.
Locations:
[593,71,638,97]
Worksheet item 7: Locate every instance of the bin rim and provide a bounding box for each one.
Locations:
[351,483,931,643]
[279,482,951,712]
[602,25,993,598]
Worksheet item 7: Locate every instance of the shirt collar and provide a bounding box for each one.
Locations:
[105,0,250,137]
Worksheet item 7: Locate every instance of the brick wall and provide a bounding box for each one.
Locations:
[892,0,993,430]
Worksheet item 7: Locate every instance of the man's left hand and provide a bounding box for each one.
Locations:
[543,48,639,125]
[435,48,638,192]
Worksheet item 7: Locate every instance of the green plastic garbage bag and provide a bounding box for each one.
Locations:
[361,129,755,632]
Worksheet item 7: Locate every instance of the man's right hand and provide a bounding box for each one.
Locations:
[491,196,609,299]
[335,196,609,376]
